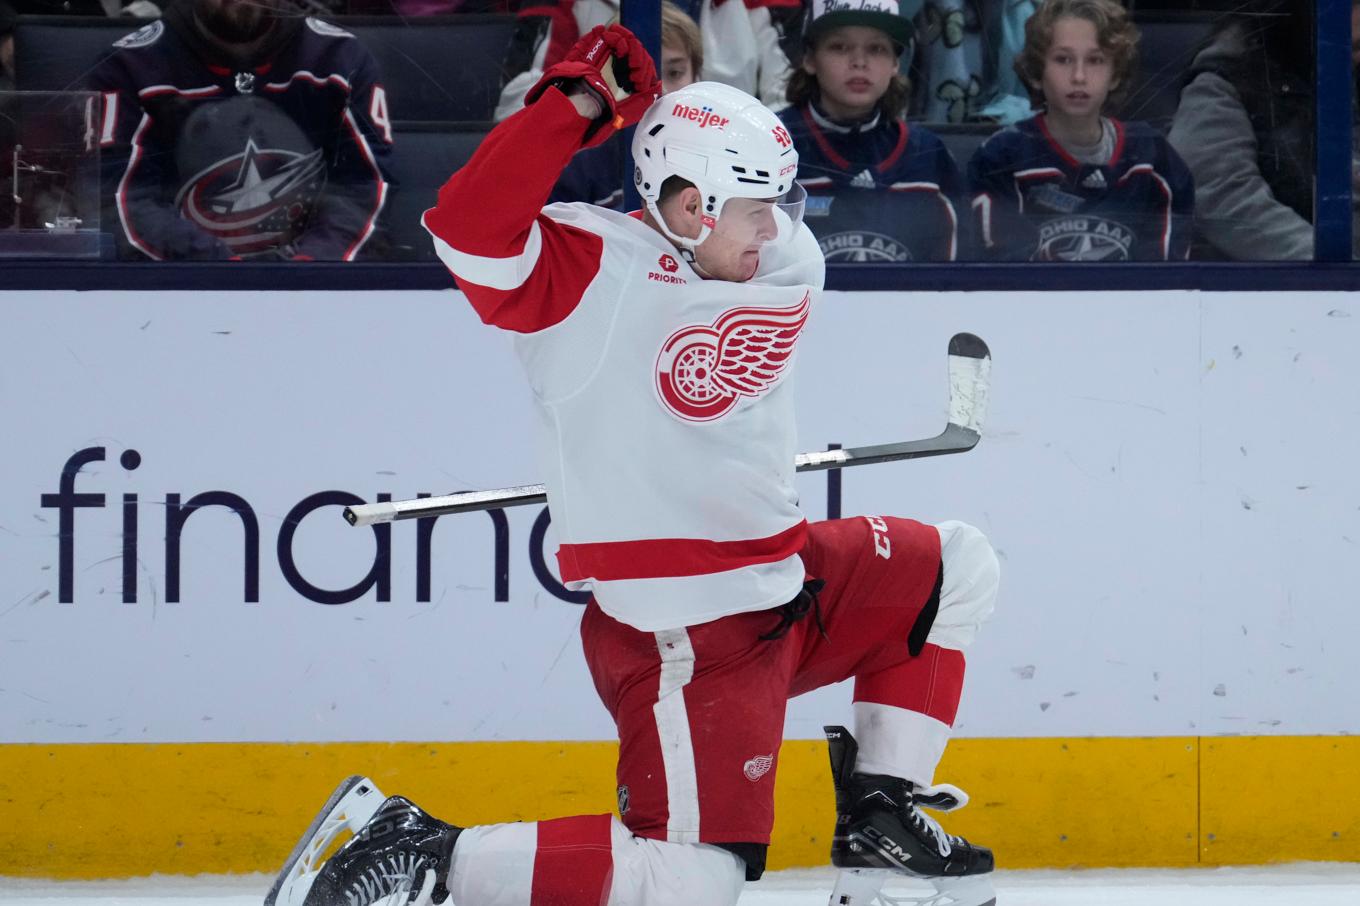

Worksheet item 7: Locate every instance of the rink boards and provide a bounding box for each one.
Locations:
[2,736,1359,877]
[2,288,1357,876]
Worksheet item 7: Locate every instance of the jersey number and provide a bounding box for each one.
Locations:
[369,86,393,144]
[99,92,119,147]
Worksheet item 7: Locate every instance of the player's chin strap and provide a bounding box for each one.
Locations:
[644,198,715,276]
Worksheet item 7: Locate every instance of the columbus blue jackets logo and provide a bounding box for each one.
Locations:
[174,138,325,256]
[819,230,912,262]
[112,21,164,49]
[1034,215,1134,261]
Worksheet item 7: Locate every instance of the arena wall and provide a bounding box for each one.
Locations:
[2,288,1356,876]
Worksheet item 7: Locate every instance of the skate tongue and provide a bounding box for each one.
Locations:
[823,726,860,790]
[912,783,968,812]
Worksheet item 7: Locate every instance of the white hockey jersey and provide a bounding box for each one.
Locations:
[423,88,825,631]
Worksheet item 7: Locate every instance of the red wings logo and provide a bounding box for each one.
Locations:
[655,294,811,422]
[743,754,774,781]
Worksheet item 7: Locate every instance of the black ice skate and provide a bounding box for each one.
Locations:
[824,726,995,906]
[265,776,462,906]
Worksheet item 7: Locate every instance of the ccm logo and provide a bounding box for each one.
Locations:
[673,102,729,130]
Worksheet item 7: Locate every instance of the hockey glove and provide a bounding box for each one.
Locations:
[525,24,661,147]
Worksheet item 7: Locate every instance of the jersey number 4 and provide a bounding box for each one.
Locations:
[369,86,393,144]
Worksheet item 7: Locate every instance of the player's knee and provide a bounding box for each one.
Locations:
[928,520,999,650]
[611,827,745,906]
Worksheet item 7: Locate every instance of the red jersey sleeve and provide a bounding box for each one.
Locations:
[422,87,606,333]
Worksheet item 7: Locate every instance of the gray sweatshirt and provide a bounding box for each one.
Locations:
[1168,25,1318,260]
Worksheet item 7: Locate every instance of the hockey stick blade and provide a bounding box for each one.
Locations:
[343,332,990,527]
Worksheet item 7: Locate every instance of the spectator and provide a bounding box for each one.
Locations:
[548,0,701,208]
[0,0,163,95]
[1,2,15,91]
[781,0,965,262]
[1167,0,1337,260]
[968,0,1193,261]
[87,0,393,260]
[495,0,800,120]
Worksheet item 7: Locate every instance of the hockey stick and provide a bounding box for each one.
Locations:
[343,332,990,527]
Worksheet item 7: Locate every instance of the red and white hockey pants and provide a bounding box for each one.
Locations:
[446,517,999,906]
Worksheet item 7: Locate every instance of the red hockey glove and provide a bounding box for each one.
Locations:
[525,24,662,147]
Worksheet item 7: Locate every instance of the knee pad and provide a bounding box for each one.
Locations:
[927,521,999,651]
[611,826,745,906]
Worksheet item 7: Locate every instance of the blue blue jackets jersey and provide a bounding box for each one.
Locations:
[967,115,1194,261]
[778,103,964,262]
[87,10,394,261]
[550,132,627,209]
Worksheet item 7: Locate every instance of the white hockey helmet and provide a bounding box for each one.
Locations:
[632,81,805,257]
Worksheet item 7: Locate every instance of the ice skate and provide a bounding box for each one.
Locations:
[265,776,462,906]
[824,726,995,906]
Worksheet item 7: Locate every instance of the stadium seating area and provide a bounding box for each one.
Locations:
[12,14,516,122]
[1,5,1245,259]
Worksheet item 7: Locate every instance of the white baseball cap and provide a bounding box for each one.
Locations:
[805,0,914,51]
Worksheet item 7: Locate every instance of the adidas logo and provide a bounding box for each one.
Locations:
[1081,169,1107,189]
[851,169,877,189]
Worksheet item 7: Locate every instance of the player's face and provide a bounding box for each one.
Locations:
[1039,17,1114,124]
[695,197,780,282]
[660,44,697,95]
[802,26,898,121]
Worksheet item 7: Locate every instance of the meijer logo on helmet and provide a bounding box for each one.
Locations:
[672,102,729,130]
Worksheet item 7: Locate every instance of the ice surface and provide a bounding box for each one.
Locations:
[2,865,1359,906]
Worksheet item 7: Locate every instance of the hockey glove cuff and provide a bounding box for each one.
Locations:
[525,24,661,148]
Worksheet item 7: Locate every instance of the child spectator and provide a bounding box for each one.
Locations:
[780,0,964,262]
[968,0,1193,261]
[548,0,701,208]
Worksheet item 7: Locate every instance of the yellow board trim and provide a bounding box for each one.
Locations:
[1,736,1356,879]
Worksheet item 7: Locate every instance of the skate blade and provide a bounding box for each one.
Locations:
[829,868,996,906]
[264,775,386,906]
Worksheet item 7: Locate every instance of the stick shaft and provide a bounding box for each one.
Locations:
[344,425,978,526]
[344,332,991,528]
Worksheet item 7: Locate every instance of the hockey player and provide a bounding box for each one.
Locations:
[267,23,998,906]
[967,0,1194,262]
[779,0,965,263]
[87,0,393,260]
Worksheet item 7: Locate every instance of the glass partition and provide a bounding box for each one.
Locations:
[0,90,103,258]
[0,2,1351,268]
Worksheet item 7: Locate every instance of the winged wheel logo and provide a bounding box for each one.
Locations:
[654,294,811,422]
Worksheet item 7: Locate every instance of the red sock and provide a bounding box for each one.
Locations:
[530,814,614,906]
[854,644,966,726]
